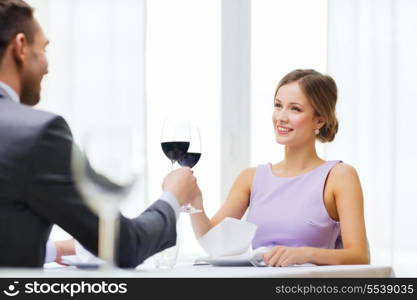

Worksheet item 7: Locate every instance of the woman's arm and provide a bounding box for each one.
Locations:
[189,168,255,239]
[263,163,369,266]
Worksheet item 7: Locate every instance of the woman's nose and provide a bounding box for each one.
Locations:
[275,109,289,123]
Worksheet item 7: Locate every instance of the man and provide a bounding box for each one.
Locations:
[0,0,199,267]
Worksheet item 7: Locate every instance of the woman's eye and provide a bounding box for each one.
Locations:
[274,103,282,108]
[292,107,301,112]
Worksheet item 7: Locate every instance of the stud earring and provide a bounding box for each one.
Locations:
[315,129,320,135]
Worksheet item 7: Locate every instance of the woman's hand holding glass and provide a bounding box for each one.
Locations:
[187,185,204,212]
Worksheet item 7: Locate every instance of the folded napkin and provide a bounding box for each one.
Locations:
[198,217,258,258]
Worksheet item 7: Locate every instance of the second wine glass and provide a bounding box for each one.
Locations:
[178,124,202,213]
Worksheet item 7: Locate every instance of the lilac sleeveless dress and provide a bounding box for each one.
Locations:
[246,160,343,250]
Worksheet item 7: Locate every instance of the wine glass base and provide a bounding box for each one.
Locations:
[180,204,202,214]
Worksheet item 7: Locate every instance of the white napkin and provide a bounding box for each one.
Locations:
[198,217,257,258]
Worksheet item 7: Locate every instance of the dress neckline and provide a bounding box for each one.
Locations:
[268,161,331,179]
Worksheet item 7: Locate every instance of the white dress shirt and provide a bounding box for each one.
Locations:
[0,81,19,103]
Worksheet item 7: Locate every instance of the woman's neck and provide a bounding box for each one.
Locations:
[277,144,324,176]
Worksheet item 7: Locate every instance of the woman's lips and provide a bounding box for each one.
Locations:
[277,126,293,135]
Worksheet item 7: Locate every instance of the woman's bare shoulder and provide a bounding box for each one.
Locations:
[241,167,257,176]
[330,162,359,179]
[237,167,257,187]
[328,162,361,193]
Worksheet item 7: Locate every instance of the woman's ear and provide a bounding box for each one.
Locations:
[315,116,326,130]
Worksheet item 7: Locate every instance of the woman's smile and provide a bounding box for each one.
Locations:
[276,125,294,135]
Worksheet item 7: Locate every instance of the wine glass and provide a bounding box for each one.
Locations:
[178,124,202,213]
[161,118,190,170]
[160,118,201,213]
[71,128,141,268]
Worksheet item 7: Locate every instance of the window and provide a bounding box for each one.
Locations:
[146,0,221,259]
[251,0,328,165]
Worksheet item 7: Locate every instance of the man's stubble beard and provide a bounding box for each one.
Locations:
[20,71,41,106]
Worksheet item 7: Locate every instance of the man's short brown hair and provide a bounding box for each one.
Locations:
[0,0,36,61]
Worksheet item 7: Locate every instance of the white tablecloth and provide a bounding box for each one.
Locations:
[0,263,394,278]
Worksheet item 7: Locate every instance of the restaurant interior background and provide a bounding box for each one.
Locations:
[27,0,417,276]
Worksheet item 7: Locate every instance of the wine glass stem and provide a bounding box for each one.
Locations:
[98,205,119,268]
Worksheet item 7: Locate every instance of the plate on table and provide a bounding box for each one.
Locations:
[61,255,104,269]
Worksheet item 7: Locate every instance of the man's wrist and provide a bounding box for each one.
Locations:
[159,191,180,221]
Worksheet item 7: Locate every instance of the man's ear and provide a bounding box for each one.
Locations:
[11,33,28,65]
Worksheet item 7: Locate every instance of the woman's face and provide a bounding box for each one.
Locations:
[272,81,324,147]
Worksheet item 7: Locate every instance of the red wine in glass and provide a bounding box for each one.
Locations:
[161,141,190,164]
[161,118,190,169]
[178,124,201,169]
[178,152,201,168]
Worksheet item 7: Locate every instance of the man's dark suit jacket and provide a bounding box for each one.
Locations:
[0,88,176,268]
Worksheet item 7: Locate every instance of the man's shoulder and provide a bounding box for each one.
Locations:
[18,103,61,125]
[0,102,71,152]
[1,101,64,131]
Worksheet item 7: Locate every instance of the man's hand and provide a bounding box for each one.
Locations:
[162,167,199,206]
[54,239,76,265]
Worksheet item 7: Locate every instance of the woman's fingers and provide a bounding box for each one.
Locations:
[264,246,285,266]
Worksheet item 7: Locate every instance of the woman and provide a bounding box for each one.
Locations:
[190,69,369,267]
